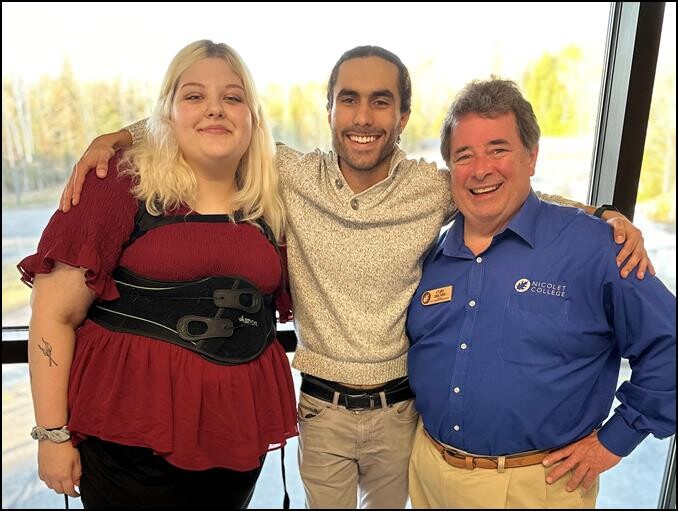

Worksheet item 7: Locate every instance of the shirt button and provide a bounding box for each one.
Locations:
[476,257,482,263]
[453,387,460,394]
[453,425,460,432]
[335,178,343,189]
[460,343,468,350]
[469,300,476,307]
[350,198,359,210]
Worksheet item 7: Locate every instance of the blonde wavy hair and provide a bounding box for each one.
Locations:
[119,40,285,242]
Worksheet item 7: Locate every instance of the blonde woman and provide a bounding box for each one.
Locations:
[19,40,297,508]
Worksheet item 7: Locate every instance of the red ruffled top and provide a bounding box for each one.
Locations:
[18,163,298,471]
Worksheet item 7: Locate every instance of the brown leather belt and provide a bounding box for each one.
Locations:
[424,429,551,470]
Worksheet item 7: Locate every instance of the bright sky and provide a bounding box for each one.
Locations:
[2,1,615,90]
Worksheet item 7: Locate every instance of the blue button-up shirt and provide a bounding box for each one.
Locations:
[407,192,676,457]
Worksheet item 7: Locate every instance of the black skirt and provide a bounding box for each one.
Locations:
[77,437,264,509]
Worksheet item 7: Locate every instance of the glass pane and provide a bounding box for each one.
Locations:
[2,364,84,509]
[598,5,676,509]
[634,2,676,295]
[597,364,674,508]
[3,2,610,326]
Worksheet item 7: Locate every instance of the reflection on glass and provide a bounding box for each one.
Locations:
[635,3,676,294]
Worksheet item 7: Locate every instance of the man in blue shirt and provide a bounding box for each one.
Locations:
[406,78,676,508]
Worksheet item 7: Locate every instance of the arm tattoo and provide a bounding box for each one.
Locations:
[38,337,58,367]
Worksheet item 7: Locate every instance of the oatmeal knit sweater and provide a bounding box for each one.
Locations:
[277,146,452,384]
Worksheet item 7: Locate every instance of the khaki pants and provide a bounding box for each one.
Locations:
[297,391,419,508]
[409,422,599,509]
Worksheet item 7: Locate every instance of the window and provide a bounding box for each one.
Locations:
[2,3,673,508]
[635,2,676,295]
[3,2,612,325]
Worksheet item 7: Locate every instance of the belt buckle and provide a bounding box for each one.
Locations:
[444,449,488,470]
[342,391,376,410]
[342,392,362,410]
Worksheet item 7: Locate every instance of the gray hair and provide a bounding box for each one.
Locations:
[440,78,540,165]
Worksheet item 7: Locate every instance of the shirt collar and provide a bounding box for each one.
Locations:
[441,189,539,258]
[507,189,539,248]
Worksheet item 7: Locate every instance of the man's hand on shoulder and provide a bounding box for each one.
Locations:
[602,213,656,280]
[60,129,132,212]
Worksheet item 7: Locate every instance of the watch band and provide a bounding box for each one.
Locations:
[593,204,619,218]
[125,119,148,146]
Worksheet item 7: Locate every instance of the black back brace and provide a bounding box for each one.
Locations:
[88,202,281,365]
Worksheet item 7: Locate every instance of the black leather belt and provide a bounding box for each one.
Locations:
[301,375,414,410]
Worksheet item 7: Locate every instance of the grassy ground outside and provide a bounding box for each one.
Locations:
[2,263,31,314]
[2,187,61,210]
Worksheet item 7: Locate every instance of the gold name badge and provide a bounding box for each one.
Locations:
[421,286,453,306]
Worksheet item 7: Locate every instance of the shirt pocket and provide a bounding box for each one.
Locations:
[499,295,569,366]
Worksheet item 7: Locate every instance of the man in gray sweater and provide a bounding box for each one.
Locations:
[61,45,651,509]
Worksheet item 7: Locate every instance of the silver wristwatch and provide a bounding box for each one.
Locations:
[125,119,148,146]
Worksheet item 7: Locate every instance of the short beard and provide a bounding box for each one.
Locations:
[332,130,399,172]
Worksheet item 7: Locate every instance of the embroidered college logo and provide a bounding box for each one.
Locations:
[515,278,531,293]
[514,277,568,297]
